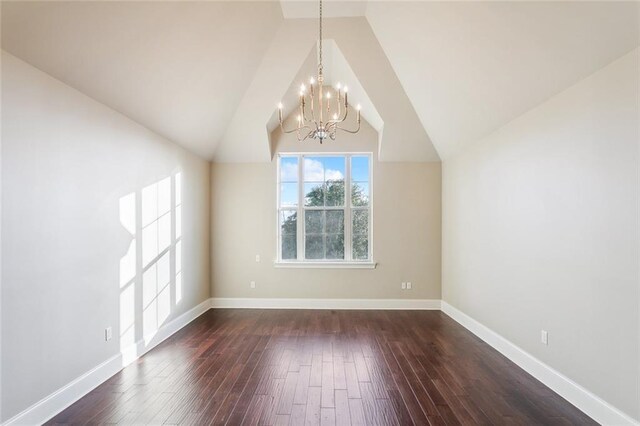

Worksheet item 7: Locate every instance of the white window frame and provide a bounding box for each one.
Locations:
[275,152,376,269]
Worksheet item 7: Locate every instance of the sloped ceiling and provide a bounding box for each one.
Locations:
[217,39,385,162]
[2,1,639,162]
[0,1,283,159]
[280,0,367,19]
[216,17,436,162]
[366,1,640,159]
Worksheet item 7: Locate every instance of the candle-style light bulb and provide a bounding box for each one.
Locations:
[336,82,342,90]
[343,86,349,93]
[356,104,361,111]
[300,84,306,92]
[326,92,331,99]
[310,77,315,85]
[278,102,283,109]
[333,113,338,120]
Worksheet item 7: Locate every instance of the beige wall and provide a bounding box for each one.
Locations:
[442,49,639,420]
[211,119,441,300]
[1,52,211,421]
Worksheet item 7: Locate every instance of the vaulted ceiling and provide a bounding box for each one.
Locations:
[2,1,639,162]
[367,1,640,159]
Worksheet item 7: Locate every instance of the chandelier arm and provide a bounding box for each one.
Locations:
[309,91,317,123]
[279,121,296,134]
[326,105,347,125]
[324,122,336,134]
[307,101,315,123]
[301,99,312,124]
[337,105,349,123]
[336,120,361,134]
[281,122,311,134]
[318,80,323,124]
[296,126,312,141]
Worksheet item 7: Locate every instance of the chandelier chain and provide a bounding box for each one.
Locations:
[319,0,323,74]
[276,0,361,142]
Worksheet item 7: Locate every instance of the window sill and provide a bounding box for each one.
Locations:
[274,261,377,269]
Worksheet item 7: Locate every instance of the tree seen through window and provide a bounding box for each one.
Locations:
[278,154,371,262]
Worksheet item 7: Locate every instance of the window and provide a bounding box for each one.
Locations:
[277,153,373,266]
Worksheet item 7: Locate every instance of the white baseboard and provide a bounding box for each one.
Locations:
[441,301,639,426]
[2,298,212,426]
[6,298,635,426]
[3,353,123,426]
[119,298,211,366]
[210,297,441,310]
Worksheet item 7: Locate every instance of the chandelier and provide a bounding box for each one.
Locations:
[277,0,361,143]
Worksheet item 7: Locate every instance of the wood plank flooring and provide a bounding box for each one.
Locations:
[47,309,597,425]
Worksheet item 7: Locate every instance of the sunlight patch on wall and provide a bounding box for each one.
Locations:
[142,177,172,343]
[143,251,171,343]
[119,242,136,289]
[118,193,136,352]
[119,284,136,350]
[118,171,185,358]
[175,172,183,303]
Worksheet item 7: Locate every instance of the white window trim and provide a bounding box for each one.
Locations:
[275,152,375,267]
[274,261,377,269]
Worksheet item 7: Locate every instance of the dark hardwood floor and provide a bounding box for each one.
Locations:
[47,309,596,425]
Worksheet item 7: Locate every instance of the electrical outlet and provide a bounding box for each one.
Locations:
[401,282,406,290]
[406,282,412,290]
[541,330,548,345]
[250,281,256,289]
[255,255,260,262]
[105,327,112,342]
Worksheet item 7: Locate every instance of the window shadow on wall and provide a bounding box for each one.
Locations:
[118,172,183,364]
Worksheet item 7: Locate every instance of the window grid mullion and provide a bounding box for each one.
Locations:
[276,158,280,262]
[304,206,344,210]
[297,155,304,261]
[278,153,371,263]
[345,154,352,262]
[368,153,373,261]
